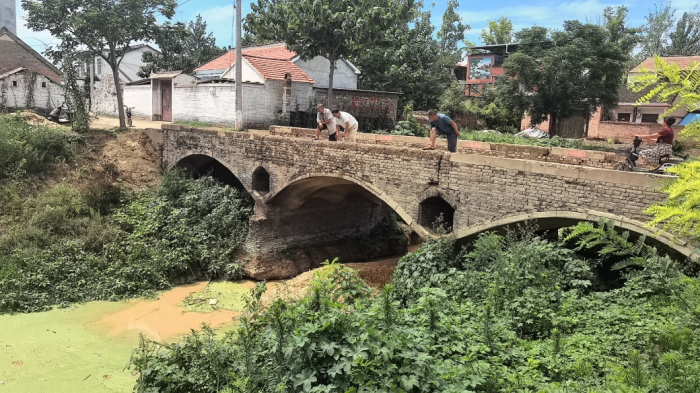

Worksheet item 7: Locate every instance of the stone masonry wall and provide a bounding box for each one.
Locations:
[154,125,670,278]
[268,126,623,169]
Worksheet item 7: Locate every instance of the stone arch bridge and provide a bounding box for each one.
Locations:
[144,125,691,279]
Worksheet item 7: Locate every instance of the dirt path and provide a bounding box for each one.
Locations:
[89,116,171,130]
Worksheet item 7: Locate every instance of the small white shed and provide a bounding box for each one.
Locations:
[151,71,195,122]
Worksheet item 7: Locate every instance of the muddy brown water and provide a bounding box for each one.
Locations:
[92,281,257,340]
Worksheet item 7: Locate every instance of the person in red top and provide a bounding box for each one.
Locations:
[634,117,676,167]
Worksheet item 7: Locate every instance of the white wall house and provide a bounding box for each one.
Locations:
[294,56,359,90]
[0,68,64,111]
[194,42,360,90]
[0,27,65,112]
[79,44,159,84]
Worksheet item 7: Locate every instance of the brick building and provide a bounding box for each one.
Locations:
[585,56,698,140]
[0,27,64,112]
[456,43,520,96]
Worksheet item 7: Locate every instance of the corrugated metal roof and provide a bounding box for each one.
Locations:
[680,113,700,126]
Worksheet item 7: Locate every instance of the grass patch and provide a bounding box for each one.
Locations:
[173,120,220,128]
[179,281,254,313]
[459,130,616,152]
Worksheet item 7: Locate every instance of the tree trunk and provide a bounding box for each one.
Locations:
[327,54,335,108]
[548,112,557,137]
[109,46,126,128]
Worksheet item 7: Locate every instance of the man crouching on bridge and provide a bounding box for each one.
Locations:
[423,110,460,152]
[315,104,338,141]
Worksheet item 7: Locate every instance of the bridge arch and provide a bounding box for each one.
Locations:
[252,166,271,195]
[264,172,425,235]
[417,188,459,233]
[453,210,694,259]
[171,153,247,192]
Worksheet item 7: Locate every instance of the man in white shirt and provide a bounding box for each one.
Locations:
[332,109,359,142]
[315,104,337,141]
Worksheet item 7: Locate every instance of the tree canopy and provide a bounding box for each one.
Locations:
[352,1,467,110]
[244,0,416,107]
[501,21,628,134]
[640,2,700,58]
[480,17,514,45]
[22,0,177,128]
[138,15,226,78]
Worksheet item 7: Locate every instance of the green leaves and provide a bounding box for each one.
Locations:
[0,170,253,313]
[502,21,628,130]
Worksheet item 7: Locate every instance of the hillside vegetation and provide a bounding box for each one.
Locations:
[0,114,253,313]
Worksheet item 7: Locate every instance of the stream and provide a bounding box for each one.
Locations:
[0,252,408,392]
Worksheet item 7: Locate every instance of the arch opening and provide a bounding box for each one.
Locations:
[247,176,411,278]
[174,154,245,190]
[252,167,270,195]
[418,196,455,233]
[455,215,692,266]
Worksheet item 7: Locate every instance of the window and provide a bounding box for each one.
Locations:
[96,58,102,75]
[617,113,631,122]
[641,113,659,123]
[41,82,47,88]
[12,81,17,87]
[494,55,505,66]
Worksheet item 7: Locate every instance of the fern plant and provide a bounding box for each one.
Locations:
[645,161,700,246]
[628,55,700,141]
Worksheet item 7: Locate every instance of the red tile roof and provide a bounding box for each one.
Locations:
[196,51,235,72]
[631,56,700,73]
[244,55,315,84]
[194,43,314,84]
[243,44,296,60]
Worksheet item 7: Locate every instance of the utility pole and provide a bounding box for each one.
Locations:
[234,0,243,130]
[89,58,95,112]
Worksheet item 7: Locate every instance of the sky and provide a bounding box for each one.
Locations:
[13,0,700,57]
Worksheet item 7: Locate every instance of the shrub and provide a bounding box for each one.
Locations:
[0,172,254,313]
[0,114,79,179]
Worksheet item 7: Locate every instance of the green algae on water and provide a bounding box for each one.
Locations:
[179,281,255,313]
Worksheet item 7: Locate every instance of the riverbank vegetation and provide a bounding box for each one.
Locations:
[130,221,700,392]
[0,115,254,313]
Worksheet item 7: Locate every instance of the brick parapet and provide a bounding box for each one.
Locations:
[266,125,622,169]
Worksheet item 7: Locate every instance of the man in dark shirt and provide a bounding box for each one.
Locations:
[423,110,460,152]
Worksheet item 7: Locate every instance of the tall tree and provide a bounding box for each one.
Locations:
[639,2,700,58]
[244,0,415,107]
[352,2,461,109]
[22,0,176,128]
[480,17,514,45]
[502,22,628,135]
[600,6,641,72]
[438,0,469,55]
[138,15,226,78]
[601,7,641,55]
[640,2,676,59]
[668,11,700,56]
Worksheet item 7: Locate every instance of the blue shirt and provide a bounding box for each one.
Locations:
[430,114,456,136]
